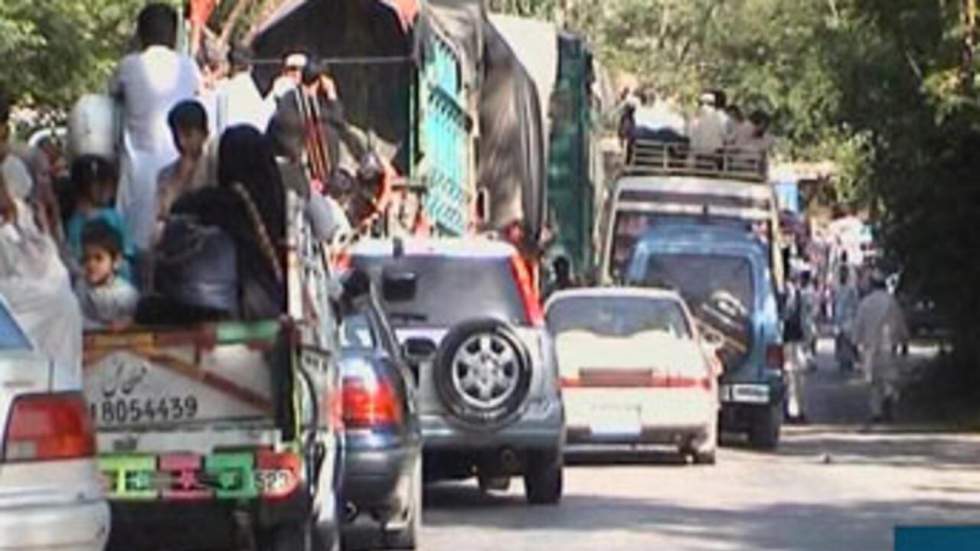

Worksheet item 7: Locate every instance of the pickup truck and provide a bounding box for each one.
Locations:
[82,193,345,551]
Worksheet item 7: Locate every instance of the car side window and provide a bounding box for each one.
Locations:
[0,303,30,350]
[340,312,376,349]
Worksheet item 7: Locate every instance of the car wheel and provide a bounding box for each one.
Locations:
[383,457,422,550]
[748,403,782,450]
[688,417,718,465]
[434,319,532,429]
[524,449,563,505]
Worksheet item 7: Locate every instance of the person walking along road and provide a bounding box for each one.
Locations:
[833,266,860,372]
[853,271,910,423]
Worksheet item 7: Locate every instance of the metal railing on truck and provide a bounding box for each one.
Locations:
[624,139,768,183]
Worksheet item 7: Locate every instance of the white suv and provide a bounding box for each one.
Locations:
[0,296,110,550]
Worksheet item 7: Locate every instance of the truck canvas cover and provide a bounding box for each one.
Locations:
[428,0,548,242]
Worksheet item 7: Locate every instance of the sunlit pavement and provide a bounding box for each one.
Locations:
[345,339,980,551]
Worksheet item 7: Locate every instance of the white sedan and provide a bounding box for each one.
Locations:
[545,288,720,464]
[0,297,110,550]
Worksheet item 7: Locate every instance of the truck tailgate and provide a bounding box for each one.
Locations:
[83,322,282,432]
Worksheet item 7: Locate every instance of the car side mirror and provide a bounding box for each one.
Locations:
[382,269,418,303]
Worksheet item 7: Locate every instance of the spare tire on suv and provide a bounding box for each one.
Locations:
[433,318,533,430]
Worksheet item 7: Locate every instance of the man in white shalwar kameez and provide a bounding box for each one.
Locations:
[853,272,910,422]
[110,4,201,254]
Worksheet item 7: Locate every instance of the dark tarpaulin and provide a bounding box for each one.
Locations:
[250,0,420,173]
[477,17,547,244]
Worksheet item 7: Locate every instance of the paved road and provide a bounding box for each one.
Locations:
[350,341,980,551]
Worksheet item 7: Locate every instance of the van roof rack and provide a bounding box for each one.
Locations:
[623,139,769,183]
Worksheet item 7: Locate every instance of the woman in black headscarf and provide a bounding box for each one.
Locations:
[171,125,286,319]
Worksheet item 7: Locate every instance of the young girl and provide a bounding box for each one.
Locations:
[64,155,135,283]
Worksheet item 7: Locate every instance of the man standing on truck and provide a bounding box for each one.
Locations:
[111,3,201,255]
[214,46,274,136]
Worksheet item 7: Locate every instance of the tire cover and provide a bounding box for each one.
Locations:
[434,318,532,430]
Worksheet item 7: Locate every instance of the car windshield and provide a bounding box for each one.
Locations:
[547,296,691,340]
[353,255,527,327]
[0,302,30,350]
[340,312,377,349]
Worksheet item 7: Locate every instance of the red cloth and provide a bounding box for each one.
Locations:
[189,0,217,26]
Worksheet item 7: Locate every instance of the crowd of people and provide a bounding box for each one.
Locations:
[617,87,775,160]
[0,3,391,364]
[781,244,910,424]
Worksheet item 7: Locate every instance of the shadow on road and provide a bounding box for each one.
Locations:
[774,429,980,470]
[566,449,689,467]
[421,490,978,550]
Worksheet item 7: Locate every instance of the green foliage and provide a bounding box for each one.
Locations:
[492,0,980,374]
[0,0,146,116]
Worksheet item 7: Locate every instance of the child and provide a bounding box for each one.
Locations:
[156,100,217,227]
[65,155,134,283]
[74,220,139,330]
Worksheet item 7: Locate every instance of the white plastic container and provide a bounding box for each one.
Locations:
[67,94,120,160]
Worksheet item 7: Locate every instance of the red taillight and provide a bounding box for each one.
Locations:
[3,393,95,463]
[342,377,403,429]
[256,450,302,500]
[509,255,544,326]
[766,345,785,371]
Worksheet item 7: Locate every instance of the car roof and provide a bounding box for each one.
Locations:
[545,286,685,308]
[350,237,518,259]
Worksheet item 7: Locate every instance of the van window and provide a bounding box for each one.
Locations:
[640,253,755,369]
[340,312,377,349]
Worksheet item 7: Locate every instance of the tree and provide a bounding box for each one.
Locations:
[0,0,145,117]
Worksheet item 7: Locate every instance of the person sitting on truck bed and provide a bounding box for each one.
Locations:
[64,155,135,285]
[169,125,286,320]
[688,92,727,158]
[742,110,775,155]
[74,219,139,330]
[266,97,351,243]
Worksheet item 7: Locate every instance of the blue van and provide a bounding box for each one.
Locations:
[626,224,786,449]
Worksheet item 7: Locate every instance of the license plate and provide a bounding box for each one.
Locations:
[590,406,641,436]
[84,351,269,428]
[89,396,200,426]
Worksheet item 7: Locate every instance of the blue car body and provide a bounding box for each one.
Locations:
[625,223,786,447]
